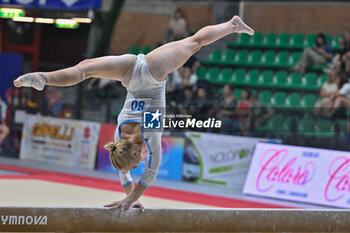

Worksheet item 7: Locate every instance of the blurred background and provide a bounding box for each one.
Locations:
[1,0,350,209]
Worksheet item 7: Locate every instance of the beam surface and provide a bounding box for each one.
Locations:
[0,207,350,232]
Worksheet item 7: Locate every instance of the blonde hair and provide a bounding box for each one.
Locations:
[104,140,134,170]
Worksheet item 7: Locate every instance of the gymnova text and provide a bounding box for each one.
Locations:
[163,118,221,129]
[1,215,47,225]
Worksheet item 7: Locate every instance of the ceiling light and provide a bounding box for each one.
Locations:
[55,19,79,29]
[35,18,55,24]
[12,16,34,23]
[0,8,24,18]
[72,17,92,23]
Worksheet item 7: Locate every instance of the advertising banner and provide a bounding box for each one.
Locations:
[0,0,101,10]
[96,123,117,172]
[184,132,265,188]
[20,114,100,169]
[96,124,184,181]
[243,142,350,208]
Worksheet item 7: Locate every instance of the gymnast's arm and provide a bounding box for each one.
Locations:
[13,55,137,91]
[119,171,135,194]
[125,134,162,204]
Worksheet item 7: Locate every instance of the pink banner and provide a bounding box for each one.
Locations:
[243,142,350,208]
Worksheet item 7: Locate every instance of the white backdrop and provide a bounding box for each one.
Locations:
[244,142,350,208]
[186,132,264,188]
[20,114,100,169]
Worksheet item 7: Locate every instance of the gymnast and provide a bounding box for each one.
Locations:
[14,16,254,216]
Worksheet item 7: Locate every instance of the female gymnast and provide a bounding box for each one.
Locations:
[14,16,254,215]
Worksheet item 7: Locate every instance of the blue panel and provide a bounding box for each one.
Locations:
[0,53,23,100]
[0,0,101,10]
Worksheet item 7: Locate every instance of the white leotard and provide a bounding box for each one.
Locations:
[114,54,165,188]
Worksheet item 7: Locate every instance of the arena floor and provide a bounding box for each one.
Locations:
[0,156,328,209]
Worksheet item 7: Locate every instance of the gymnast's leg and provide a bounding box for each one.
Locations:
[13,55,137,91]
[145,16,254,81]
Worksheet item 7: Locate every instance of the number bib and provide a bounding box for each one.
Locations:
[124,98,152,112]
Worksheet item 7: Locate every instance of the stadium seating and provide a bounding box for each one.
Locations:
[256,114,284,132]
[231,68,246,85]
[228,32,341,51]
[216,68,233,85]
[288,51,302,67]
[271,71,288,88]
[297,116,315,135]
[204,49,305,70]
[258,70,273,86]
[258,90,272,105]
[289,33,304,49]
[222,31,341,75]
[233,88,242,100]
[276,33,290,48]
[199,32,338,144]
[222,49,235,64]
[247,50,262,66]
[244,69,259,85]
[206,49,221,64]
[282,115,299,132]
[260,50,275,67]
[313,118,333,137]
[303,34,317,48]
[270,91,286,108]
[300,94,317,109]
[249,32,263,47]
[285,92,301,108]
[198,66,328,92]
[196,67,207,79]
[301,72,318,91]
[332,35,342,50]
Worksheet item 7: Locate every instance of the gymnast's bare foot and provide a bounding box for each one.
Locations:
[231,15,254,36]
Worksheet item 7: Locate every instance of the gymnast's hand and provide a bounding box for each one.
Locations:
[14,72,47,91]
[104,199,145,216]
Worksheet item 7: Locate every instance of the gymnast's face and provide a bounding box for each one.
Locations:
[120,148,145,172]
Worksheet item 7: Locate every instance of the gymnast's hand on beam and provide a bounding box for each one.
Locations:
[104,199,145,216]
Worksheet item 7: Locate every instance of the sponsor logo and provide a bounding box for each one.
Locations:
[143,110,162,129]
[209,148,254,163]
[83,126,91,139]
[325,157,350,202]
[256,148,316,192]
[1,215,47,225]
[32,123,74,141]
[302,151,320,158]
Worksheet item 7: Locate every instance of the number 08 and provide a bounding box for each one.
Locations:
[131,100,145,111]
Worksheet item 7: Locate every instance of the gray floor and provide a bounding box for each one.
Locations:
[0,156,331,209]
[0,168,25,175]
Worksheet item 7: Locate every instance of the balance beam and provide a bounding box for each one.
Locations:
[0,207,349,232]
